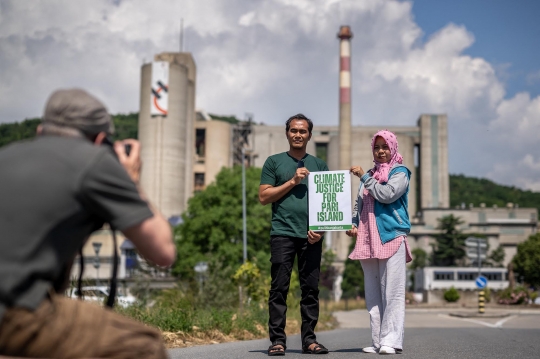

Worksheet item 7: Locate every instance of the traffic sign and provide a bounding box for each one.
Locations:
[465,237,487,248]
[466,237,488,261]
[475,275,488,289]
[466,248,487,260]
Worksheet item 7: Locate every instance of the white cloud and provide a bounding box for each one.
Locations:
[0,0,539,191]
[526,70,540,85]
[489,154,540,192]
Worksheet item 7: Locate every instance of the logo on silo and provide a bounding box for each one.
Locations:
[151,61,169,116]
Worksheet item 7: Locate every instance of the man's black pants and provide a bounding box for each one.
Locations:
[268,235,322,347]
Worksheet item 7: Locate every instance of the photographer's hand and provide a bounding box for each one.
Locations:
[114,139,141,184]
[115,139,176,268]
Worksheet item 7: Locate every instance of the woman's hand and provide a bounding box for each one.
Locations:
[345,225,358,237]
[349,166,365,178]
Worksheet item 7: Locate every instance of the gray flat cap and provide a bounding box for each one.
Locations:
[42,89,114,136]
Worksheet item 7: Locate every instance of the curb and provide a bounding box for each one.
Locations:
[448,312,510,318]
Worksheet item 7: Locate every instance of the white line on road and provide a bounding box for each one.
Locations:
[438,314,516,328]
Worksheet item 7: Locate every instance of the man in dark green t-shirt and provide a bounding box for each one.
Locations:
[259,114,329,356]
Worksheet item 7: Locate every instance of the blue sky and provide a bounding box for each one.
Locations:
[413,0,540,99]
[0,0,539,190]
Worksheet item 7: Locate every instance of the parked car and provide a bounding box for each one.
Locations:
[69,286,137,308]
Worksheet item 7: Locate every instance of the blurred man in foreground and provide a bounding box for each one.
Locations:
[0,89,175,358]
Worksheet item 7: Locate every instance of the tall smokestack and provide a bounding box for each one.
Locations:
[338,26,352,171]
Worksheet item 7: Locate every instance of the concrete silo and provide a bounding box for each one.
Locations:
[138,52,196,218]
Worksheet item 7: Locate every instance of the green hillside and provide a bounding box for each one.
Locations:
[0,113,138,147]
[450,174,540,216]
[1,116,539,218]
[0,118,41,148]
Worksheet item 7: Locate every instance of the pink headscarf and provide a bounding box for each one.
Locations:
[370,130,403,183]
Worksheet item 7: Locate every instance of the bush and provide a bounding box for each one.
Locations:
[530,291,538,304]
[497,286,530,305]
[443,287,460,302]
[483,287,491,303]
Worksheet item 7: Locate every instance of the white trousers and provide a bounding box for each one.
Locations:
[360,241,406,350]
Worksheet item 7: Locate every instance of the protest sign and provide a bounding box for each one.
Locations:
[308,170,352,231]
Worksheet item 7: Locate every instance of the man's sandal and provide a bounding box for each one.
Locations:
[302,341,329,354]
[268,343,286,356]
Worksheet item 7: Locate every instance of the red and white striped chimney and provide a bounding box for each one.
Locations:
[338,26,352,171]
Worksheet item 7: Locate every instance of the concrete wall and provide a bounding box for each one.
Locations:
[193,120,232,189]
[422,289,494,305]
[419,114,449,209]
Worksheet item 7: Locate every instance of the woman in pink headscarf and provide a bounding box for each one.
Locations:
[346,130,413,355]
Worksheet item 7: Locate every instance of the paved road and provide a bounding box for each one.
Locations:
[169,309,540,358]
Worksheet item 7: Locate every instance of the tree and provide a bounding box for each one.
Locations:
[408,248,428,292]
[0,118,40,148]
[488,245,505,268]
[512,233,540,287]
[111,112,138,141]
[410,248,428,270]
[0,113,139,150]
[173,166,272,281]
[341,239,364,298]
[431,214,467,267]
[319,248,338,291]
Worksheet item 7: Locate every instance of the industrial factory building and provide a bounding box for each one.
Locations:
[75,26,537,289]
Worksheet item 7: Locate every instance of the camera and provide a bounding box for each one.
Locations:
[102,138,132,157]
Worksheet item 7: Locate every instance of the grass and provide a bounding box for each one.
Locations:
[115,287,340,348]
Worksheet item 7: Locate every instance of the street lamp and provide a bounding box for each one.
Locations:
[241,147,247,264]
[92,242,102,286]
[241,147,254,264]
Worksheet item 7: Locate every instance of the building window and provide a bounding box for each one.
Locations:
[315,143,328,163]
[457,272,476,281]
[194,173,205,192]
[456,272,504,281]
[483,272,503,281]
[434,271,454,280]
[196,129,206,158]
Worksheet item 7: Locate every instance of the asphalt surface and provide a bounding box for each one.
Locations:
[168,309,540,358]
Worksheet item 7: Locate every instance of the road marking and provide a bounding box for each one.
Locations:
[438,314,516,328]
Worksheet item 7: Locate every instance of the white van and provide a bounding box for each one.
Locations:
[69,286,137,308]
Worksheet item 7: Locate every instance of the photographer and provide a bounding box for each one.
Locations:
[0,89,175,358]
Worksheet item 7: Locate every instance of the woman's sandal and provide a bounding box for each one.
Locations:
[302,341,329,354]
[268,343,286,356]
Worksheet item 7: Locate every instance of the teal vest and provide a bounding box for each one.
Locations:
[374,166,411,243]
